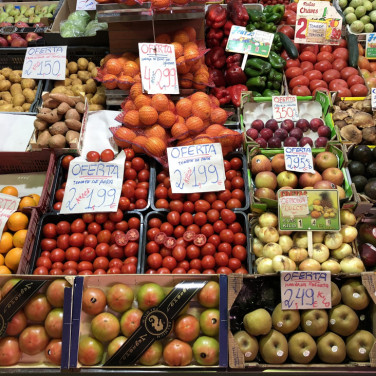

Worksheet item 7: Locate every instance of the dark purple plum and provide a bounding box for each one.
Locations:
[247,128,259,140]
[284,137,298,147]
[280,119,294,133]
[255,138,267,148]
[265,119,279,132]
[300,137,313,147]
[315,137,328,147]
[259,128,273,141]
[268,137,282,148]
[289,128,303,140]
[274,128,288,141]
[296,119,310,132]
[310,118,324,132]
[251,120,264,131]
[318,125,331,138]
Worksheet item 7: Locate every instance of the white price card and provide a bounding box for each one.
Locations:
[167,143,226,194]
[22,46,67,81]
[139,43,179,95]
[284,145,315,174]
[0,193,20,238]
[281,271,331,310]
[60,150,125,214]
[76,0,97,10]
[272,95,299,122]
[372,88,376,111]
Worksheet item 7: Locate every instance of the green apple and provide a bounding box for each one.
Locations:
[370,9,376,21]
[317,332,346,363]
[346,12,358,24]
[364,0,373,10]
[288,332,317,364]
[349,0,362,7]
[346,330,375,361]
[350,20,365,32]
[340,279,370,311]
[329,304,359,336]
[300,310,328,337]
[331,282,342,306]
[339,0,348,8]
[271,303,300,334]
[259,329,288,364]
[365,23,374,32]
[233,331,258,362]
[243,308,272,336]
[344,6,355,14]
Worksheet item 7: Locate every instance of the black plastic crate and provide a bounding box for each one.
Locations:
[151,151,250,213]
[28,210,144,275]
[141,210,251,274]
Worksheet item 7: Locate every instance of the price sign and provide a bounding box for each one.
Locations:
[226,26,274,57]
[366,33,376,59]
[76,0,97,10]
[294,1,342,45]
[278,189,340,231]
[0,193,20,238]
[284,145,315,174]
[281,271,331,310]
[139,43,178,94]
[22,46,67,81]
[272,96,299,122]
[167,143,226,194]
[372,88,376,110]
[60,151,125,214]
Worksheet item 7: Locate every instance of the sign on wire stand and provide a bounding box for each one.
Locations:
[167,143,226,194]
[272,95,299,122]
[0,193,20,238]
[22,46,67,81]
[60,151,125,214]
[284,145,315,174]
[76,0,97,10]
[366,33,376,59]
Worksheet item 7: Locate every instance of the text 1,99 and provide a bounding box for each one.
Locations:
[285,155,312,172]
[174,164,219,190]
[143,66,177,91]
[23,60,61,78]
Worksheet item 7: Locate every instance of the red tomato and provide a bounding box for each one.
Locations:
[299,51,316,64]
[300,61,314,74]
[232,245,247,261]
[101,149,115,162]
[62,155,74,170]
[317,52,334,63]
[310,79,328,91]
[350,84,368,96]
[215,252,228,267]
[167,211,180,226]
[312,87,330,96]
[336,87,352,97]
[281,50,289,61]
[41,238,57,252]
[285,59,300,69]
[329,79,348,91]
[323,69,341,83]
[347,74,364,86]
[147,253,163,269]
[162,256,177,271]
[121,263,136,274]
[194,200,211,213]
[131,157,145,171]
[333,48,348,61]
[43,224,57,239]
[314,60,332,72]
[172,245,186,262]
[304,70,322,81]
[286,14,296,25]
[301,45,316,53]
[95,243,109,257]
[332,58,348,71]
[289,75,309,89]
[279,25,295,38]
[320,45,332,52]
[341,67,359,80]
[86,151,100,162]
[55,189,64,202]
[292,85,311,96]
[51,248,65,263]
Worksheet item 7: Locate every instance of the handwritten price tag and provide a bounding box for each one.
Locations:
[281,271,331,310]
[272,96,299,122]
[22,46,67,81]
[60,151,125,214]
[366,33,376,59]
[139,43,179,95]
[76,0,97,10]
[0,193,20,238]
[284,145,315,174]
[167,143,226,194]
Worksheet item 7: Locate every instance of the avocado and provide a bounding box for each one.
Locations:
[352,175,368,192]
[365,180,376,200]
[367,162,376,177]
[353,145,373,164]
[348,160,365,177]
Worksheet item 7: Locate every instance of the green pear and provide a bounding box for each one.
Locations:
[5,5,14,13]
[331,282,342,306]
[24,8,34,17]
[44,13,53,18]
[243,309,272,336]
[41,6,49,14]
[0,13,8,22]
[48,4,57,14]
[35,5,42,14]
[9,9,20,17]
[5,16,15,23]
[20,5,27,15]
[33,16,41,23]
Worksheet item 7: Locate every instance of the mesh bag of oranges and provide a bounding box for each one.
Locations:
[114,0,206,9]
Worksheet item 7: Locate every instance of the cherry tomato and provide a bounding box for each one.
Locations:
[109,244,124,259]
[52,262,64,270]
[62,155,74,170]
[201,224,214,238]
[43,224,57,239]
[216,266,232,275]
[97,230,111,243]
[208,234,221,248]
[186,244,200,259]
[51,248,65,263]
[160,222,174,236]
[194,212,207,226]
[146,241,159,254]
[41,239,57,252]
[193,234,207,247]
[226,198,242,209]
[71,218,86,233]
[41,251,51,258]
[95,213,108,224]
[115,232,128,247]
[131,157,145,171]
[183,201,195,213]
[201,243,216,256]
[201,255,215,270]
[127,229,139,241]
[162,256,177,271]
[232,245,247,261]
[149,218,162,228]
[147,253,163,269]
[36,257,52,270]
[101,149,115,162]
[118,197,131,211]
[66,247,80,261]
[124,148,135,160]
[167,211,180,226]
[228,222,242,233]
[217,191,231,203]
[128,217,140,230]
[88,222,101,235]
[194,200,211,213]
[171,267,186,274]
[34,266,49,275]
[124,242,139,257]
[187,269,200,274]
[172,245,186,262]
[57,234,70,250]
[186,224,200,234]
[155,186,168,200]
[109,258,123,269]
[147,228,160,241]
[190,258,202,271]
[164,237,177,249]
[86,151,100,162]
[121,263,137,274]
[138,170,150,182]
[169,200,184,213]
[64,261,78,270]
[56,221,70,235]
[95,243,109,257]
[173,225,185,239]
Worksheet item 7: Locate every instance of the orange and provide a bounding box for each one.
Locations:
[218,129,236,147]
[0,266,11,275]
[134,94,152,109]
[102,74,118,90]
[179,73,193,89]
[194,136,213,145]
[124,100,137,111]
[176,57,190,74]
[158,111,176,128]
[191,92,210,102]
[171,42,183,59]
[139,106,158,126]
[183,42,198,51]
[189,59,202,73]
[176,98,192,118]
[145,137,166,157]
[5,247,22,272]
[0,254,4,266]
[12,229,27,248]
[210,96,220,107]
[186,116,204,134]
[193,81,207,91]
[29,194,40,205]
[132,136,148,153]
[105,59,123,75]
[155,33,171,44]
[192,100,211,120]
[173,0,189,4]
[7,212,28,232]
[183,26,196,42]
[134,58,140,68]
[152,0,170,7]
[123,61,139,77]
[118,74,134,90]
[101,54,118,67]
[177,115,185,124]
[133,74,141,83]
[210,107,228,125]
[0,186,18,197]
[115,128,136,147]
[177,137,193,146]
[173,30,189,44]
[202,118,211,127]
[130,83,143,100]
[145,125,167,141]
[0,232,13,254]
[18,197,36,210]
[168,100,175,112]
[118,56,129,67]
[151,94,169,112]
[123,110,141,127]
[171,123,189,140]
[206,124,225,137]
[184,47,199,61]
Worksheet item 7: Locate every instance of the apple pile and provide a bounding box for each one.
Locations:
[0,30,42,48]
[234,278,375,364]
[0,278,69,366]
[253,211,364,274]
[246,118,331,148]
[250,151,346,202]
[78,280,220,366]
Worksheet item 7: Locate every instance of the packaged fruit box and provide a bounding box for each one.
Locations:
[68,274,227,368]
[141,210,250,274]
[228,273,376,368]
[27,211,143,275]
[0,276,73,368]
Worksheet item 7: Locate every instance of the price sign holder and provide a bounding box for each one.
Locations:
[372,88,376,111]
[284,145,315,174]
[226,26,274,58]
[167,143,226,194]
[280,271,331,310]
[22,46,67,81]
[76,0,97,10]
[366,33,376,59]
[294,1,342,45]
[60,150,125,214]
[0,193,20,238]
[272,95,299,122]
[139,43,179,94]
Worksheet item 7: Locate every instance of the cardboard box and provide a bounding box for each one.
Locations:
[69,274,228,368]
[228,272,376,368]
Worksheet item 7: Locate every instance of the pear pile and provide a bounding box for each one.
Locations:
[0,4,57,24]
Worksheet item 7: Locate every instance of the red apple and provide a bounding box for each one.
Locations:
[271,154,286,174]
[255,171,278,190]
[26,32,43,42]
[315,151,338,172]
[254,188,276,200]
[322,167,344,186]
[313,180,336,189]
[15,22,29,28]
[299,171,322,188]
[11,38,27,47]
[251,155,272,174]
[0,37,9,47]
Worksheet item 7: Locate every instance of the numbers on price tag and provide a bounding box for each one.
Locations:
[284,146,315,174]
[296,18,307,39]
[143,66,177,92]
[23,60,61,78]
[272,96,299,122]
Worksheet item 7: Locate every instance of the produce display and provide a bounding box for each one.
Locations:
[0,31,43,48]
[0,4,57,24]
[60,11,108,38]
[340,0,376,33]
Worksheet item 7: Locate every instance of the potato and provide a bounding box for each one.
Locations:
[77,58,89,71]
[54,81,64,88]
[65,68,69,77]
[1,92,12,103]
[67,62,78,74]
[72,84,85,96]
[21,78,36,90]
[14,70,22,76]
[89,104,105,111]
[88,62,96,72]
[51,87,73,95]
[65,119,82,131]
[85,79,97,94]
[90,93,106,105]
[23,88,35,104]
[65,108,80,121]
[9,72,21,84]
[57,102,71,115]
[86,94,93,101]
[65,78,72,87]
[70,74,78,80]
[0,100,5,106]
[49,134,66,148]
[0,80,11,92]
[78,71,91,83]
[75,102,85,114]
[66,130,80,145]
[10,83,22,96]
[0,74,5,81]
[37,130,51,148]
[71,79,83,86]
[0,104,13,112]
[13,94,25,107]
[34,119,48,131]
[13,106,23,112]
[22,103,31,112]
[49,121,68,135]
[1,68,12,79]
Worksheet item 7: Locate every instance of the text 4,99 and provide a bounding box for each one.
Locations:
[24,60,61,77]
[143,66,177,91]
[174,164,219,190]
[65,187,117,211]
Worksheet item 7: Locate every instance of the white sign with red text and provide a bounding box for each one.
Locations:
[272,95,299,122]
[0,193,20,238]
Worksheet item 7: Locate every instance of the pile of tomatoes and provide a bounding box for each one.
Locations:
[144,209,248,274]
[153,156,247,212]
[33,211,141,275]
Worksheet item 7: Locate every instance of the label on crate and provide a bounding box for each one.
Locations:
[284,145,315,174]
[372,88,376,110]
[76,0,97,10]
[22,46,67,81]
[0,193,20,238]
[138,43,179,95]
[272,95,299,122]
[294,1,342,45]
[105,280,208,366]
[278,189,340,231]
[366,33,376,59]
[60,150,125,214]
[280,271,331,310]
[226,26,274,58]
[167,143,226,194]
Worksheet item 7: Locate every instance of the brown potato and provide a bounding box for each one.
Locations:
[21,78,36,90]
[1,92,12,103]
[67,62,78,74]
[77,71,91,83]
[22,103,31,112]
[71,79,83,86]
[1,68,12,79]
[0,80,11,92]
[66,130,80,145]
[48,134,66,148]
[10,83,22,96]
[9,72,21,84]
[23,88,35,104]
[13,94,25,107]
[70,74,78,80]
[13,106,23,112]
[77,58,89,71]
[85,79,97,94]
[87,62,96,72]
